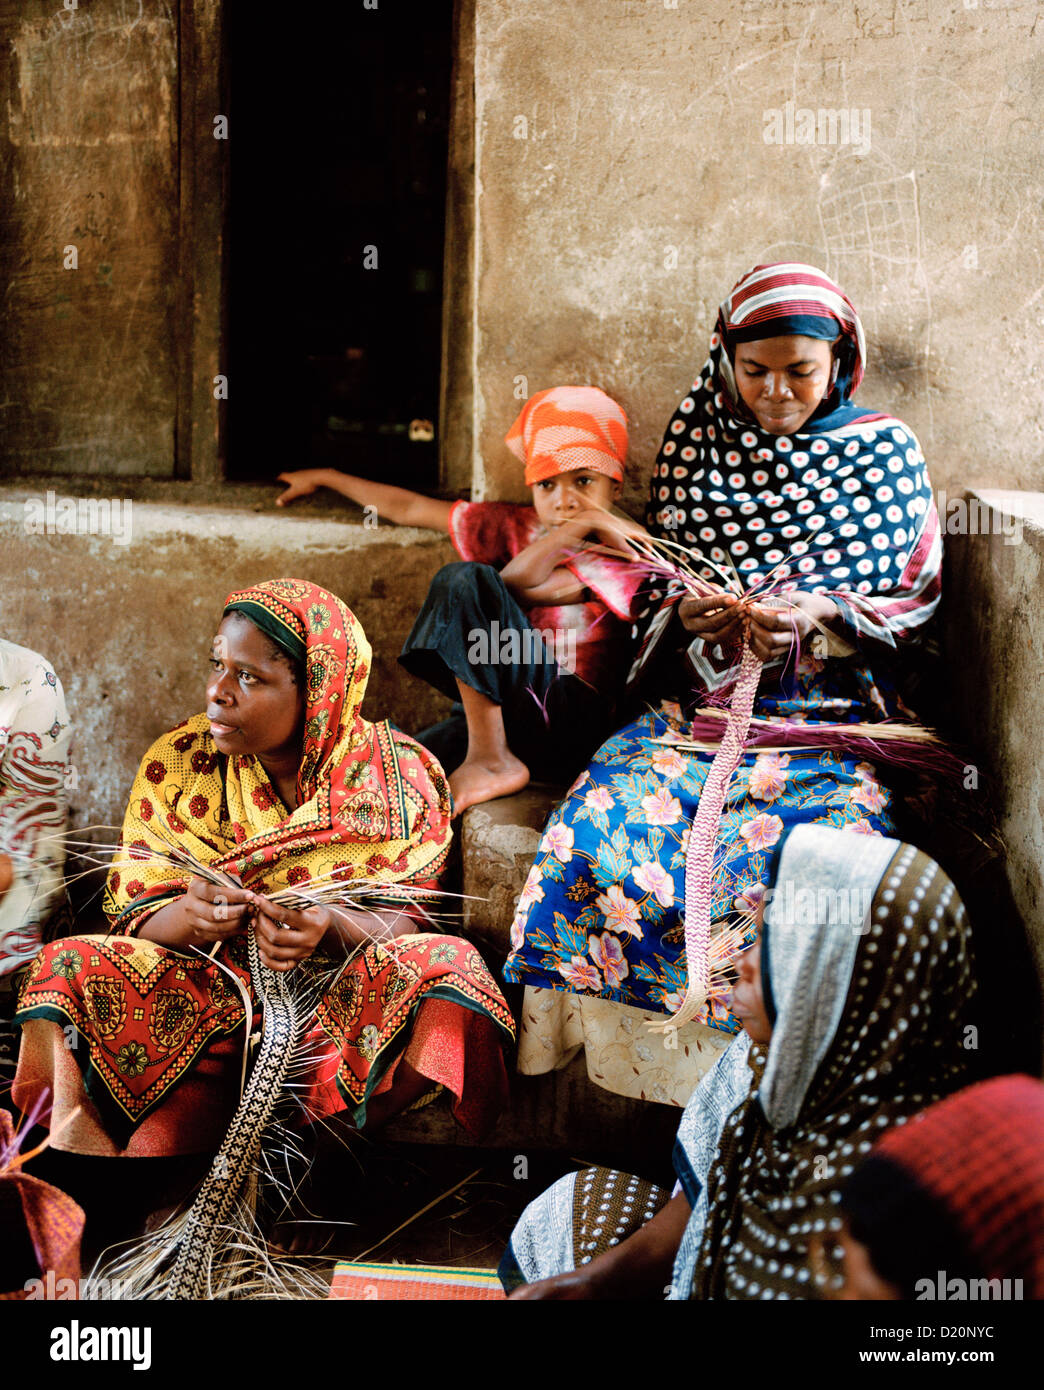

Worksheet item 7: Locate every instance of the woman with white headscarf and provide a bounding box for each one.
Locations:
[501,824,979,1300]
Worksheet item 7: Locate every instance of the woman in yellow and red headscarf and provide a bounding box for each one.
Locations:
[12,581,514,1236]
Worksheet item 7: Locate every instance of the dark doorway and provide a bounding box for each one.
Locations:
[225,1,453,487]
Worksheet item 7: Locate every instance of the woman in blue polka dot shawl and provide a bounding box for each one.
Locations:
[503,263,946,1094]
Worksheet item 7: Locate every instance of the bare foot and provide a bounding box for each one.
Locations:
[144,1201,184,1236]
[263,1116,361,1257]
[449,753,530,815]
[269,1218,337,1257]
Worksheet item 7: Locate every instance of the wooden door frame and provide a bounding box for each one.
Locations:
[178,1,473,492]
[176,0,228,482]
[439,0,477,497]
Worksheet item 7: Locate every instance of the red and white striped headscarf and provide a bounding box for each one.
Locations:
[504,386,628,486]
[716,262,867,411]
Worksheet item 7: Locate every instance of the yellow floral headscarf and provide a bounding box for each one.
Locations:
[103,579,452,932]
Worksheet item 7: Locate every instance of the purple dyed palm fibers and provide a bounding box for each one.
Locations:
[525,683,553,728]
[0,1087,52,1171]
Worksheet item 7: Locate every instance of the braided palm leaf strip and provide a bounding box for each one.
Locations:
[662,639,764,1030]
[165,927,299,1299]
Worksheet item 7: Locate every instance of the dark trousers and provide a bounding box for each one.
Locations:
[399,562,613,783]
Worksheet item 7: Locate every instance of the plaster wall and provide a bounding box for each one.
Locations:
[468,0,1044,513]
[0,1,180,477]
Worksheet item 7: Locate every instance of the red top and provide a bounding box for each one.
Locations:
[448,501,643,691]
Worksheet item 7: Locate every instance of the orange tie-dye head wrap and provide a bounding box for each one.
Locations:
[504,386,628,486]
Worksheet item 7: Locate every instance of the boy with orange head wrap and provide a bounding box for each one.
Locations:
[276,387,646,813]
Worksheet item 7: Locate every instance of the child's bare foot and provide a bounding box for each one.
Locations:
[449,753,530,815]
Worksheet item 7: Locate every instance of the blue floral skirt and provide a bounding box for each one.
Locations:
[502,702,895,1033]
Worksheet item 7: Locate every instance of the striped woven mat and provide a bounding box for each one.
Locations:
[328,1261,505,1300]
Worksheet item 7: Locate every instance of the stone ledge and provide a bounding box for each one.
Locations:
[461,785,563,967]
[0,486,450,551]
[941,488,1044,1003]
[384,1050,682,1160]
[0,497,455,828]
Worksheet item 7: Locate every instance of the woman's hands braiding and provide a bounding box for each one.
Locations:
[176,876,253,949]
[249,893,335,972]
[679,588,839,663]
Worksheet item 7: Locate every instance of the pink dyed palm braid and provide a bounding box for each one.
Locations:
[663,637,764,1029]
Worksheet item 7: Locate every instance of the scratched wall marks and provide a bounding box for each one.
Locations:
[1,1,178,477]
[470,0,1044,501]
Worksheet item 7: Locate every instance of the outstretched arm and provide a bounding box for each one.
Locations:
[275,468,453,531]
